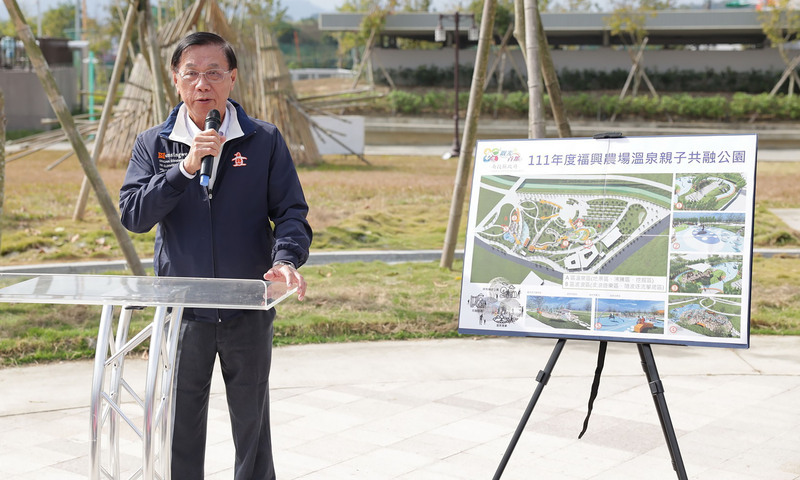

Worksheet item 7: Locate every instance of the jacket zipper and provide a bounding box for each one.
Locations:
[205,185,221,322]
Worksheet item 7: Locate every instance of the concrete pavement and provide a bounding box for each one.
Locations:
[0,335,798,479]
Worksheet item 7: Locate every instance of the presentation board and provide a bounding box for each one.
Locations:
[458,134,757,348]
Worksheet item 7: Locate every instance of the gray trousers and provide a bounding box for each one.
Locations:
[171,310,275,480]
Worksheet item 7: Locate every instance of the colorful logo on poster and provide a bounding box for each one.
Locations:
[483,147,521,163]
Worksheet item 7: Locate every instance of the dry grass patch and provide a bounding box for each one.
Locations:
[754,161,800,208]
[751,255,800,334]
[301,154,466,249]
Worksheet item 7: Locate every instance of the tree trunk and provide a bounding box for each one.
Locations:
[514,0,527,65]
[524,0,545,139]
[440,0,497,270]
[535,7,571,138]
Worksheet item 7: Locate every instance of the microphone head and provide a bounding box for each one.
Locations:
[204,109,221,131]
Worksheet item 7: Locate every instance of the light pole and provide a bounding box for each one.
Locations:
[435,12,479,160]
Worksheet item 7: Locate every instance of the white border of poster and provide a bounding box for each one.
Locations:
[458,134,757,348]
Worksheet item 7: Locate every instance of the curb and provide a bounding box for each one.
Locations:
[0,248,793,275]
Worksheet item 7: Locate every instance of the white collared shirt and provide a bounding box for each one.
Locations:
[171,101,244,190]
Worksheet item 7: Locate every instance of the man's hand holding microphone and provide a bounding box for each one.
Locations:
[182,109,224,185]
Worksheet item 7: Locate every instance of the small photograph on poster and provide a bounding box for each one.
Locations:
[670,211,745,253]
[465,278,524,328]
[470,173,672,285]
[525,295,592,330]
[594,298,666,335]
[667,295,742,338]
[669,253,743,295]
[673,172,747,211]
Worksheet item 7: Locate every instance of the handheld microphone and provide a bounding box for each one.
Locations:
[199,109,221,187]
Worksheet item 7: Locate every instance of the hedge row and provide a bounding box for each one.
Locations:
[379,65,784,94]
[372,90,800,121]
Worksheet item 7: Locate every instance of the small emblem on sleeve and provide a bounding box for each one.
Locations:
[231,152,247,167]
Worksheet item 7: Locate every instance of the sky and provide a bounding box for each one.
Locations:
[4,0,463,22]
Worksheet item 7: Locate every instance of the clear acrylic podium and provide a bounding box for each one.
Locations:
[0,273,296,480]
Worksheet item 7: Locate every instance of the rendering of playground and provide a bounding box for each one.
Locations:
[673,172,747,211]
[594,298,666,334]
[669,253,743,295]
[525,295,592,330]
[671,211,746,254]
[668,295,742,338]
[472,174,672,282]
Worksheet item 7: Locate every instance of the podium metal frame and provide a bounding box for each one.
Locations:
[0,273,296,480]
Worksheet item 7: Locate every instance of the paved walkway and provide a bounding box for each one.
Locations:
[770,208,800,233]
[1,336,798,479]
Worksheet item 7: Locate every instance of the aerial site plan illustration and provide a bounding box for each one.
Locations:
[458,134,757,348]
[471,173,672,283]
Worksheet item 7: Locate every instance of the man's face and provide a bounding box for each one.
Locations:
[172,44,237,129]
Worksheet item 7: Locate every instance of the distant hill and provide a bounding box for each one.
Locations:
[286,0,326,21]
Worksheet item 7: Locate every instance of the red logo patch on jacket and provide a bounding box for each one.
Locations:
[158,152,166,159]
[231,152,247,167]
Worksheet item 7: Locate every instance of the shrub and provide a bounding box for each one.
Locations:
[378,66,783,94]
[503,91,529,115]
[364,89,800,121]
[387,90,422,114]
[421,90,449,112]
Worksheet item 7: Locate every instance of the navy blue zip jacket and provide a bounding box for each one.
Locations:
[119,100,312,322]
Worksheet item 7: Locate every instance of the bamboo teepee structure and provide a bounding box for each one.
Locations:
[98,0,320,167]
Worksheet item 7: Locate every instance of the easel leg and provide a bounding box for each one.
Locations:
[493,338,567,480]
[637,344,688,480]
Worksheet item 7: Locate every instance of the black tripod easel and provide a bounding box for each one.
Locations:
[492,339,688,480]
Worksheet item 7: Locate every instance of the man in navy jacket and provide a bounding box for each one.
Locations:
[119,32,312,480]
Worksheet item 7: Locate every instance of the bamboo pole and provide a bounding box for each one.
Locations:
[97,55,156,166]
[0,89,5,254]
[142,0,168,122]
[74,0,139,220]
[6,123,96,162]
[484,24,513,91]
[440,0,496,270]
[4,0,146,276]
[256,24,268,120]
[351,28,377,90]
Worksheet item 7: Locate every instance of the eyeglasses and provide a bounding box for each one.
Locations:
[176,69,231,84]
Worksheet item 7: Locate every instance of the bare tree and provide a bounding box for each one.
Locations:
[605,0,660,108]
[759,0,800,96]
